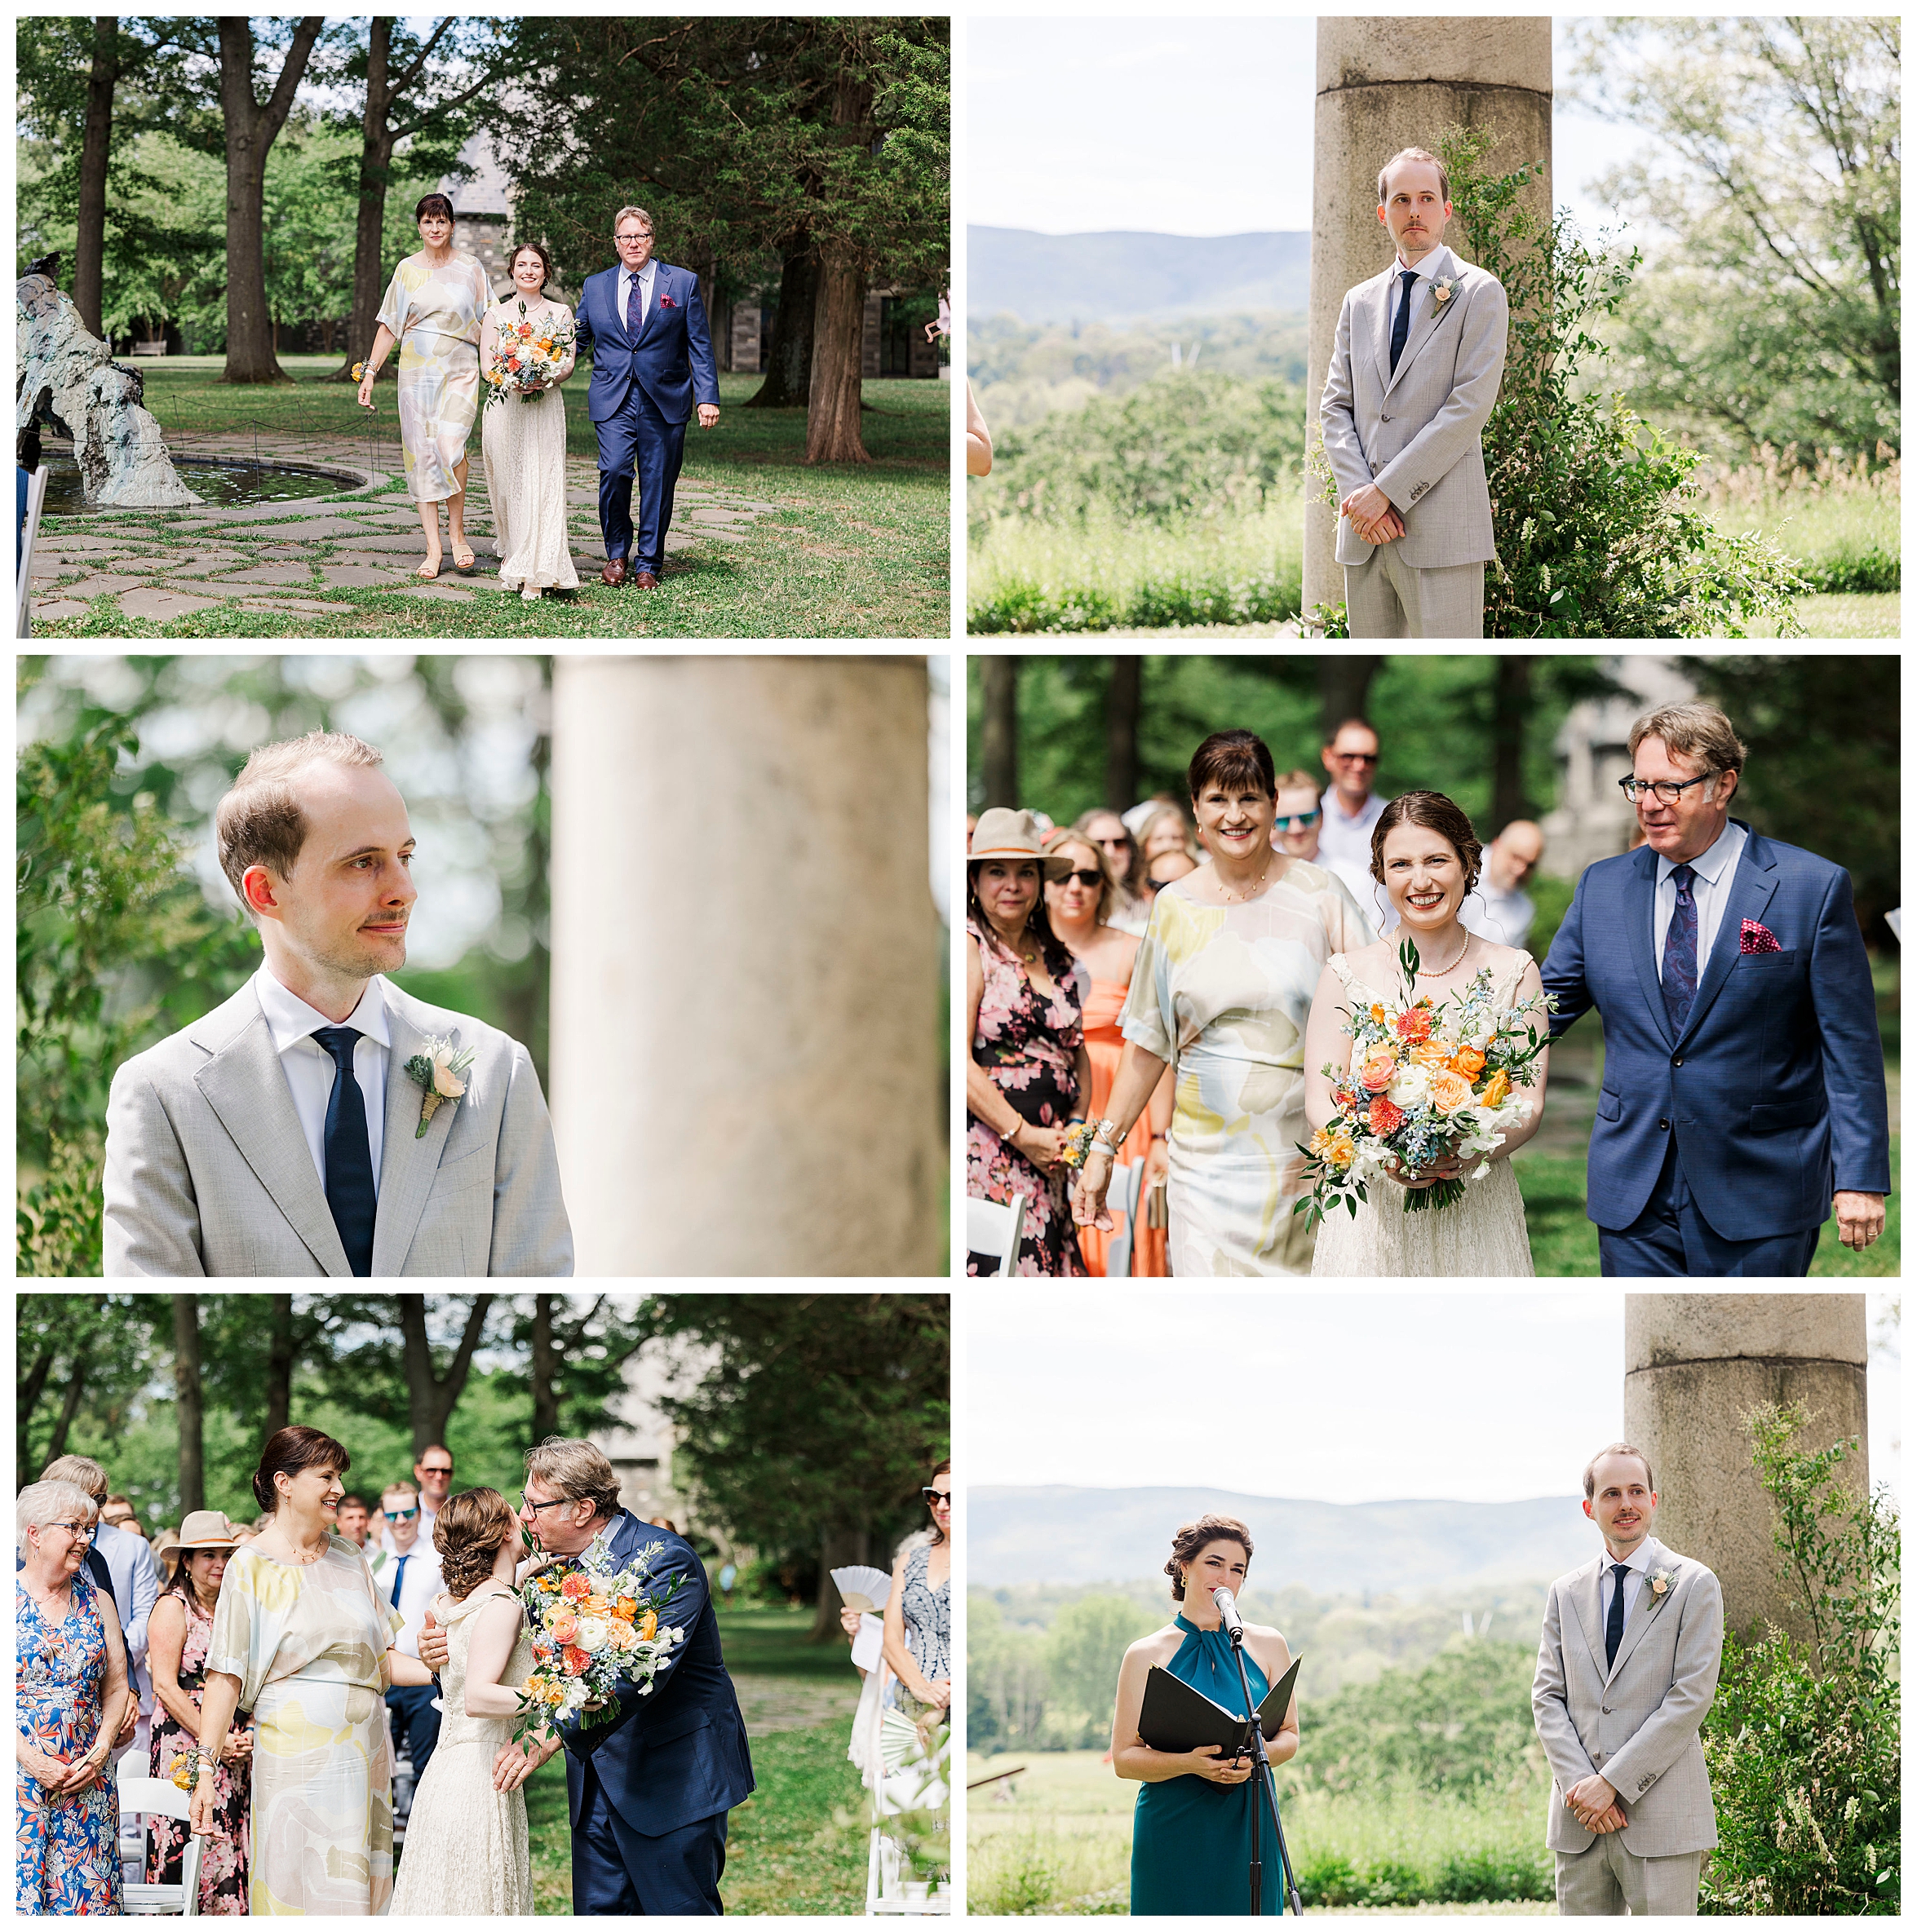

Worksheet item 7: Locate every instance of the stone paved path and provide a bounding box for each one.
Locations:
[29,431,782,626]
[729,1673,861,1738]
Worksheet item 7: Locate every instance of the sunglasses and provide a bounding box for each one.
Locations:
[1056,869,1103,888]
[922,1488,953,1506]
[1331,750,1379,764]
[1277,811,1322,830]
[418,1466,453,1477]
[383,1505,419,1520]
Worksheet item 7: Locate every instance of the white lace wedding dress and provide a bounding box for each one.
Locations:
[480,298,580,594]
[387,1585,534,1917]
[1310,953,1536,1277]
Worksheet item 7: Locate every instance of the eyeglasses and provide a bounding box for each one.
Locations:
[418,1466,453,1477]
[922,1488,952,1505]
[520,1492,575,1516]
[614,230,651,244]
[383,1505,419,1520]
[1331,750,1379,765]
[51,1522,97,1541]
[1057,869,1103,888]
[1618,774,1716,806]
[1277,811,1322,830]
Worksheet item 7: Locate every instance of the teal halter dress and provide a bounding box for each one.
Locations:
[1130,1613,1282,1915]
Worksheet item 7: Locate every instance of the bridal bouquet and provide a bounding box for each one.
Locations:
[485,301,576,409]
[1295,937,1552,1222]
[512,1543,687,1742]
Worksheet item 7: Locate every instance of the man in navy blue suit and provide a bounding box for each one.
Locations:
[1542,701,1889,1275]
[418,1439,754,1913]
[573,206,720,589]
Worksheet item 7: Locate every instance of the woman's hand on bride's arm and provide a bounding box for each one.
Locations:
[1071,1144,1116,1229]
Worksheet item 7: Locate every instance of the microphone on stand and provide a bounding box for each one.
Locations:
[1211,1585,1245,1638]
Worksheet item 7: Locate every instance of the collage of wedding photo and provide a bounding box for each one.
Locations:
[12,4,1903,1925]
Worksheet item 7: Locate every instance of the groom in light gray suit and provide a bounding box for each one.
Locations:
[1532,1443,1722,1915]
[1320,147,1509,638]
[104,730,572,1276]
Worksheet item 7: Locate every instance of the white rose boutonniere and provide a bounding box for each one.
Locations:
[1431,275,1461,311]
[1647,1564,1679,1598]
[405,1035,477,1138]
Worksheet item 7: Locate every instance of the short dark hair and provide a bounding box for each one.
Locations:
[1188,730,1277,802]
[1370,789,1484,896]
[252,1426,350,1514]
[1323,714,1380,749]
[338,1494,368,1513]
[1583,1443,1655,1498]
[1165,1514,1254,1600]
[415,192,456,224]
[507,240,556,290]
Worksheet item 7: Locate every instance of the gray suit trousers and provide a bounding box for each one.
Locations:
[1556,1839,1702,1916]
[1344,547,1484,638]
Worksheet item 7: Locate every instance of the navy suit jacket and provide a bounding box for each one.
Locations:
[573,261,719,427]
[1541,822,1890,1240]
[556,1510,755,1838]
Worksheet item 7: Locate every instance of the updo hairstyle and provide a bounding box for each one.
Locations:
[1165,1513,1254,1600]
[435,1488,522,1599]
[1369,789,1483,896]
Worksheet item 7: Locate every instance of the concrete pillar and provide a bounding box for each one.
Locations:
[1623,1294,1868,1643]
[1304,19,1552,617]
[548,657,942,1275]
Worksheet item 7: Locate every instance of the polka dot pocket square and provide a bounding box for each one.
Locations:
[1740,918,1782,954]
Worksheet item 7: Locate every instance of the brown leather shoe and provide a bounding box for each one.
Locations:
[600,557,627,587]
[632,570,660,589]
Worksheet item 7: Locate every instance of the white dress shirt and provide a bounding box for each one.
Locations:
[1654,819,1747,980]
[1463,879,1536,952]
[1317,789,1388,872]
[255,967,391,1195]
[619,259,658,333]
[1389,250,1439,337]
[370,1536,445,1659]
[379,1498,438,1556]
[1599,1539,1652,1631]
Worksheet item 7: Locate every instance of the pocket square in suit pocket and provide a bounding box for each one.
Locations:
[1740,918,1782,953]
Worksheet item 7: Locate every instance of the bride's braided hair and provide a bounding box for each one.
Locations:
[434,1488,521,1600]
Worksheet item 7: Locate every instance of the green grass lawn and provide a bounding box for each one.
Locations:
[500,1605,865,1913]
[41,358,948,638]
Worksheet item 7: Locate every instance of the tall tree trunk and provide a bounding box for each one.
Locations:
[531,1293,559,1443]
[744,241,818,408]
[334,16,397,380]
[1105,657,1142,809]
[73,17,119,339]
[804,254,870,463]
[174,1293,205,1515]
[1317,655,1383,739]
[19,1346,56,1474]
[46,1355,91,1467]
[812,1523,870,1640]
[1490,654,1533,833]
[980,658,1019,807]
[398,1293,494,1451]
[219,15,325,385]
[265,1293,295,1439]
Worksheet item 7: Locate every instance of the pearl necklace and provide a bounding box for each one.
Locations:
[1415,930,1472,977]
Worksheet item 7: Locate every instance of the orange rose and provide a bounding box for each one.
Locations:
[612,1595,637,1622]
[1451,1046,1486,1077]
[550,1611,578,1645]
[1481,1070,1512,1107]
[562,1645,591,1676]
[638,1609,658,1642]
[1429,1068,1474,1115]
[1396,1006,1433,1044]
[1324,1130,1357,1170]
[1410,1040,1449,1067]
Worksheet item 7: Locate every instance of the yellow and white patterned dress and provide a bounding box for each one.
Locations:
[376,250,490,502]
[204,1538,401,1915]
[1120,860,1372,1275]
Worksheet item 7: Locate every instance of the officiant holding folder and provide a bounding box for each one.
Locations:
[1112,1515,1301,1915]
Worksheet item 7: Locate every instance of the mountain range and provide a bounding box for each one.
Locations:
[970,226,1310,324]
[974,1485,1596,1595]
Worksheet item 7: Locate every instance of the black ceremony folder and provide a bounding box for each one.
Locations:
[1138,1654,1303,1757]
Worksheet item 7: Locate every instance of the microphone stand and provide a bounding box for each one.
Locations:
[1223,1617,1302,1917]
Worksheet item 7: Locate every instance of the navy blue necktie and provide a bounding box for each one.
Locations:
[1388,269,1419,374]
[1605,1563,1630,1668]
[626,270,644,338]
[392,1554,409,1612]
[313,1026,376,1277]
[1662,863,1699,1037]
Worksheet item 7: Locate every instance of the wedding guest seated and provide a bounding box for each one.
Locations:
[147,1514,253,1914]
[189,1426,434,1915]
[17,1479,136,1915]
[1464,820,1545,952]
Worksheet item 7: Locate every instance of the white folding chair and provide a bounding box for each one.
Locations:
[17,462,50,639]
[964,1191,1026,1276]
[116,1753,203,1915]
[863,1660,950,1916]
[1103,1159,1144,1278]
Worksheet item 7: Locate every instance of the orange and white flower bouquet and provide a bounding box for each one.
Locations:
[485,300,577,409]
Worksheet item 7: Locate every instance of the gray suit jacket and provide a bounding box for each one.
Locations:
[103,979,573,1277]
[1531,1536,1722,1858]
[1320,242,1508,568]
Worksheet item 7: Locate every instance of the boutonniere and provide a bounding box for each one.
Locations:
[404,1036,476,1138]
[1647,1565,1679,1598]
[1431,275,1461,309]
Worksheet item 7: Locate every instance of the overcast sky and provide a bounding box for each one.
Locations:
[967,1291,1902,1505]
[968,16,1654,244]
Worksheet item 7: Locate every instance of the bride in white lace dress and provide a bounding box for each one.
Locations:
[389,1491,547,1917]
[479,243,580,601]
[1304,791,1549,1277]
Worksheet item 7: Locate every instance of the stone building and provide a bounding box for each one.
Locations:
[441,139,518,300]
[595,1327,729,1556]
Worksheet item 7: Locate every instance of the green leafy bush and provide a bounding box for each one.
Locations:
[1701,1404,1900,1915]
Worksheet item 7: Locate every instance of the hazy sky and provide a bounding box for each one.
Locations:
[967,1291,1902,1505]
[968,17,1654,244]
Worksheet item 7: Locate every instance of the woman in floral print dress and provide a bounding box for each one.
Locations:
[965,810,1093,1275]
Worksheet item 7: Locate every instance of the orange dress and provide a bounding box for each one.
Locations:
[1078,977,1171,1276]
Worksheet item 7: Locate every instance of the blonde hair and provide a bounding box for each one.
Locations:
[525,1437,621,1523]
[215,731,386,904]
[1378,147,1450,206]
[1273,767,1321,796]
[613,205,655,237]
[1043,829,1116,926]
[1628,703,1747,785]
[38,1454,108,1502]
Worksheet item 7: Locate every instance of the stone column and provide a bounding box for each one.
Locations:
[1304,19,1552,617]
[548,657,942,1275]
[1622,1294,1868,1642]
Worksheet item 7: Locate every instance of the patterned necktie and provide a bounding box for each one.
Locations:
[1662,863,1699,1036]
[313,1025,376,1277]
[626,269,644,338]
[1388,268,1420,374]
[1605,1562,1630,1668]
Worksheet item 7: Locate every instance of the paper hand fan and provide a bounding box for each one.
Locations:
[831,1564,893,1614]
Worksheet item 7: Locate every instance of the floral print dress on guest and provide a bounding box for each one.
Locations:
[15,1569,121,1915]
[147,1590,250,1914]
[966,915,1090,1276]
